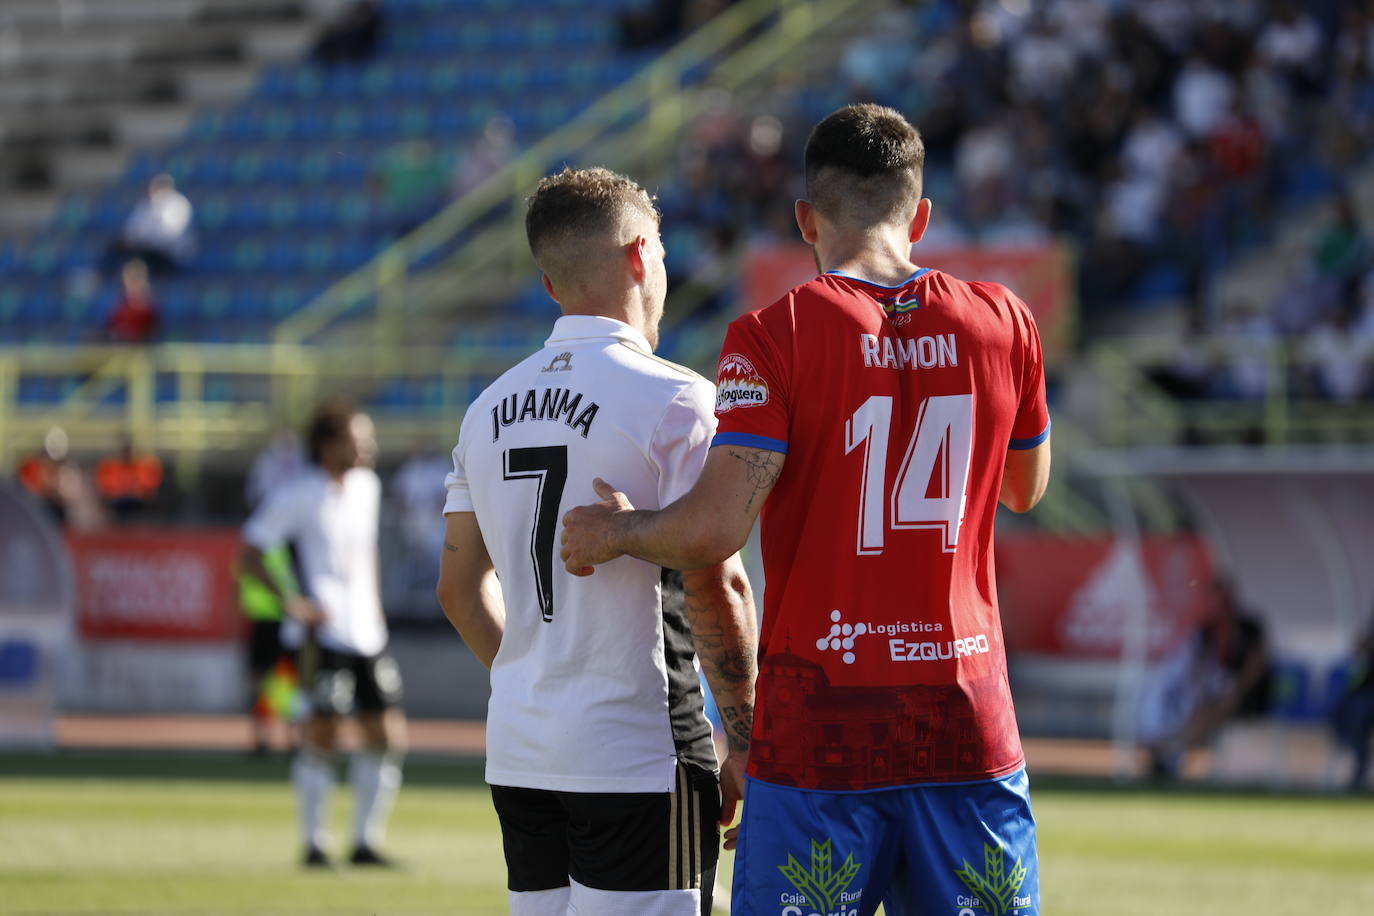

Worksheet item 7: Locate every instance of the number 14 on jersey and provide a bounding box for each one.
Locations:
[844,394,973,556]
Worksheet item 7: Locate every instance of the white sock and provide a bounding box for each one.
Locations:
[349,751,402,850]
[291,749,334,850]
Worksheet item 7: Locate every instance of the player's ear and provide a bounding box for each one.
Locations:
[626,234,650,283]
[541,273,561,304]
[795,199,819,245]
[908,198,932,245]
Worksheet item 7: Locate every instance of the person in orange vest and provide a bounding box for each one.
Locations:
[17,427,75,524]
[95,436,163,521]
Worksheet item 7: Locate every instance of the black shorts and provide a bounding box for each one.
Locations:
[247,620,283,677]
[490,762,720,913]
[298,645,403,717]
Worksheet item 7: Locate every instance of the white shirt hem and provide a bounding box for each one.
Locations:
[486,762,679,794]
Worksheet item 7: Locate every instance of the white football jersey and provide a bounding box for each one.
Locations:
[445,315,718,793]
[243,466,388,657]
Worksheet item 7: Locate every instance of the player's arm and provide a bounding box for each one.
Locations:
[435,511,505,669]
[561,443,784,574]
[1230,625,1269,702]
[238,486,324,625]
[681,555,757,833]
[236,544,324,625]
[1000,434,1051,513]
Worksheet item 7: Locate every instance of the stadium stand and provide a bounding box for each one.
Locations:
[0,1,1367,429]
[0,0,653,352]
[0,0,345,237]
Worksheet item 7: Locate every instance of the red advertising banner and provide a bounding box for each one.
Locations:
[996,534,1218,660]
[66,528,244,642]
[742,243,1074,362]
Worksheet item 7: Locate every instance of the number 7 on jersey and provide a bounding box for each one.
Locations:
[844,394,973,555]
[502,446,568,621]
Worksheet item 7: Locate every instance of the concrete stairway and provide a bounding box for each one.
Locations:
[0,0,351,240]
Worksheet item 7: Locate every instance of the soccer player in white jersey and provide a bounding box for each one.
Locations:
[437,167,758,916]
[240,399,409,868]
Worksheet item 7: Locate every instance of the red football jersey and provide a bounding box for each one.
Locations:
[713,268,1049,790]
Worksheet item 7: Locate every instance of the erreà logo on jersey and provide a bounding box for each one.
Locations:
[716,353,769,412]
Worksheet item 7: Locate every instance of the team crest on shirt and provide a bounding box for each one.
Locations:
[715,353,769,412]
[540,351,573,373]
[880,293,921,314]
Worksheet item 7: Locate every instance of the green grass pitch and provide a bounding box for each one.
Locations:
[1,752,1371,915]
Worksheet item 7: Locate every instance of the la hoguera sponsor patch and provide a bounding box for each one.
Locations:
[716,352,769,412]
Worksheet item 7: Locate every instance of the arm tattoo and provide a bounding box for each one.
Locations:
[682,573,758,754]
[444,542,459,552]
[727,449,782,511]
[718,702,754,752]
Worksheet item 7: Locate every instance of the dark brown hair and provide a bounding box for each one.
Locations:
[307,397,357,464]
[804,103,925,227]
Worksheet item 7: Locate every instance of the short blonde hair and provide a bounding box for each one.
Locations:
[524,166,660,277]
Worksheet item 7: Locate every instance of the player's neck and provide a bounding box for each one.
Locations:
[817,234,919,288]
[317,462,348,483]
[559,299,657,351]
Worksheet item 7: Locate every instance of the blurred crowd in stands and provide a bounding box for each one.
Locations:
[50,0,1374,406]
[16,428,163,528]
[645,0,1374,404]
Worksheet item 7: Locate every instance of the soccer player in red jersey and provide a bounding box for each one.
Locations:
[562,104,1051,916]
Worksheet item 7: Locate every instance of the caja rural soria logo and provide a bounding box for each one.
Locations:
[954,842,1031,916]
[716,352,769,412]
[777,838,863,916]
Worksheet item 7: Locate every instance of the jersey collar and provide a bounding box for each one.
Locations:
[824,267,931,288]
[546,314,653,354]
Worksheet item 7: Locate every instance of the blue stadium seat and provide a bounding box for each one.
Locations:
[262,238,307,274]
[269,283,307,319]
[287,108,333,143]
[228,282,271,320]
[53,196,92,233]
[185,150,235,187]
[0,285,24,323]
[155,373,180,403]
[187,109,228,142]
[158,283,198,321]
[323,67,366,100]
[257,65,298,101]
[18,375,78,404]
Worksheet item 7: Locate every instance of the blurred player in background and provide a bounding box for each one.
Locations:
[235,542,299,754]
[1331,607,1374,791]
[563,104,1051,915]
[239,399,408,868]
[1138,576,1271,780]
[437,167,757,916]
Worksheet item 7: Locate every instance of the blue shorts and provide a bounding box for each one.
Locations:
[730,768,1038,916]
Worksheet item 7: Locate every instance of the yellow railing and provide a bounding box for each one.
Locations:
[0,333,1115,534]
[0,341,542,484]
[270,0,867,347]
[1092,337,1374,445]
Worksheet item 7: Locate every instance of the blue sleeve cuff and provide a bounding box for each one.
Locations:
[1009,419,1051,451]
[711,431,789,454]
